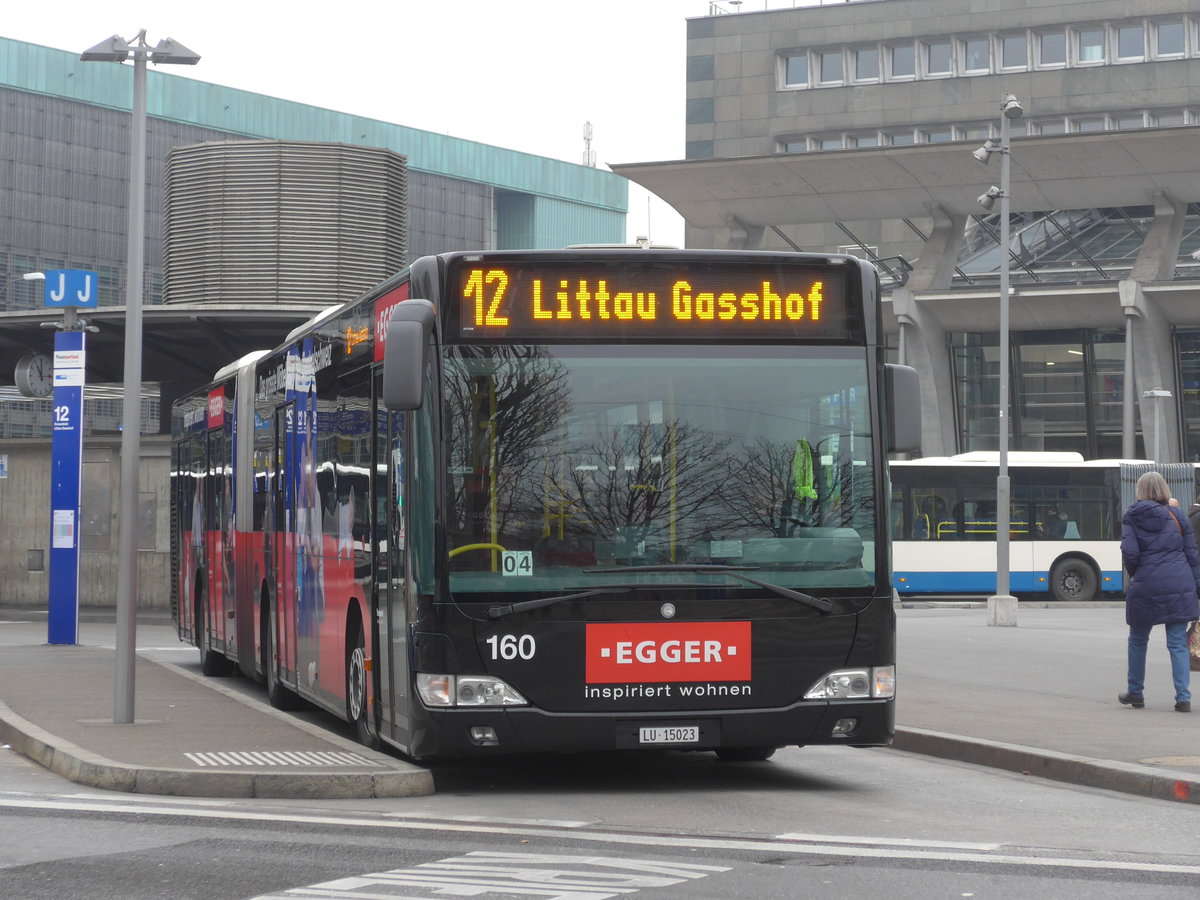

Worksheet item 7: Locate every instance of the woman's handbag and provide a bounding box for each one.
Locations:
[1188,621,1200,673]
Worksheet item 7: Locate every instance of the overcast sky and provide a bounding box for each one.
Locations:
[4,1,828,247]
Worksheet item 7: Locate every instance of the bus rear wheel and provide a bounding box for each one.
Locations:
[1049,558,1098,602]
[347,619,379,749]
[196,589,234,677]
[262,600,301,710]
[715,746,777,762]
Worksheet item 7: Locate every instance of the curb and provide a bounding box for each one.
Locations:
[894,725,1199,805]
[0,651,434,800]
[0,696,433,799]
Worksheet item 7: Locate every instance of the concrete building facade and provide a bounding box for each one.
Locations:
[617,0,1200,463]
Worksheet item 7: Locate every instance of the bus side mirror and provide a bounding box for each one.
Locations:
[382,299,436,410]
[885,363,921,454]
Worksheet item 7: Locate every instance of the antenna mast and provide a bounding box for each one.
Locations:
[582,121,596,167]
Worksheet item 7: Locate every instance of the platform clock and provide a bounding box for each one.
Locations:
[14,353,53,398]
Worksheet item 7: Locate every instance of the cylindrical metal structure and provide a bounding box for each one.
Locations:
[163,141,408,306]
[114,49,147,725]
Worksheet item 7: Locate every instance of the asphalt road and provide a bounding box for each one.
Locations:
[3,718,1200,898]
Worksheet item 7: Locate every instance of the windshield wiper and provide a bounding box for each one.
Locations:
[486,587,633,619]
[583,564,833,615]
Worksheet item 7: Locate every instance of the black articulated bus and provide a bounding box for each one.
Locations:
[171,247,921,761]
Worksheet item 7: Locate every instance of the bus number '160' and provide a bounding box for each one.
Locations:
[485,634,536,661]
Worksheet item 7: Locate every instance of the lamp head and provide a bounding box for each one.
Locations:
[977,186,1002,211]
[972,140,998,163]
[1001,93,1024,119]
[80,34,131,62]
[151,38,201,66]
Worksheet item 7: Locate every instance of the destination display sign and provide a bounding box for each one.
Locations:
[448,256,860,341]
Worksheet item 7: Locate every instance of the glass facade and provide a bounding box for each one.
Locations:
[1179,331,1200,461]
[951,330,1132,459]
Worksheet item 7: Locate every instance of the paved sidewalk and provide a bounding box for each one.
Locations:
[0,618,433,799]
[0,604,1196,804]
[893,605,1200,805]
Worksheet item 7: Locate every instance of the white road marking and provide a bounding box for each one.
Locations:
[385,812,591,828]
[249,851,729,900]
[776,831,1002,850]
[184,750,372,767]
[0,793,1197,876]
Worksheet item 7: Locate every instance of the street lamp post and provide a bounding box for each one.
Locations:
[1,271,47,308]
[974,93,1024,627]
[81,31,200,725]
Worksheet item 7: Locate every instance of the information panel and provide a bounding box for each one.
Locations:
[449,256,859,342]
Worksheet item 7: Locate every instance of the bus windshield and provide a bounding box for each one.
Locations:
[443,343,876,594]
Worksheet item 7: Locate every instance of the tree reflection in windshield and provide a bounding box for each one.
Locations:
[443,345,875,590]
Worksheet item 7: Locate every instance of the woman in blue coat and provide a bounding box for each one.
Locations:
[1119,471,1200,712]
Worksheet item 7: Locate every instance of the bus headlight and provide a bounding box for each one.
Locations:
[416,673,528,707]
[804,665,895,700]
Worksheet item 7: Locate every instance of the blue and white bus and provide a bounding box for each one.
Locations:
[889,453,1199,601]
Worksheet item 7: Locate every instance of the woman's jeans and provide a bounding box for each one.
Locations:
[1127,622,1192,702]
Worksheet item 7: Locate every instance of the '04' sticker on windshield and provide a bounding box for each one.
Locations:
[585,621,751,683]
[502,550,532,575]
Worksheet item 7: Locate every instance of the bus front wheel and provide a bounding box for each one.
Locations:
[1049,558,1098,602]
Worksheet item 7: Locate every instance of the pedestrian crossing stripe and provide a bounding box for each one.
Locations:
[183,750,372,767]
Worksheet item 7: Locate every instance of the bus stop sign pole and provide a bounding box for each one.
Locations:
[46,270,97,645]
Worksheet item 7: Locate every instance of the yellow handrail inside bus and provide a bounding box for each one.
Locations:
[449,542,508,559]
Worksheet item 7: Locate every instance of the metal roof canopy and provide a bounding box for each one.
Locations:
[0,303,325,394]
[612,127,1200,231]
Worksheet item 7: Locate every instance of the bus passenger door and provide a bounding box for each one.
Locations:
[376,388,411,746]
[272,404,299,689]
[205,429,231,652]
[177,436,207,643]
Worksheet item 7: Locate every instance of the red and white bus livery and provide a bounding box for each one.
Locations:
[171,248,919,761]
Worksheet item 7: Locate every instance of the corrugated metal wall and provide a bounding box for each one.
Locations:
[496,192,624,250]
[163,141,407,305]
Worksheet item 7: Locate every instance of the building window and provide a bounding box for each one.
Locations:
[1153,20,1185,57]
[784,53,808,87]
[815,136,844,151]
[961,37,990,73]
[1033,119,1067,135]
[1073,118,1106,132]
[1115,23,1145,60]
[1000,33,1028,69]
[1152,110,1186,127]
[849,134,880,148]
[1076,27,1105,63]
[854,46,879,81]
[886,131,916,146]
[818,50,844,84]
[780,140,807,154]
[923,40,952,76]
[921,128,954,143]
[1112,112,1146,130]
[1018,340,1089,453]
[959,123,992,141]
[1036,30,1066,67]
[1179,331,1200,461]
[888,43,915,78]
